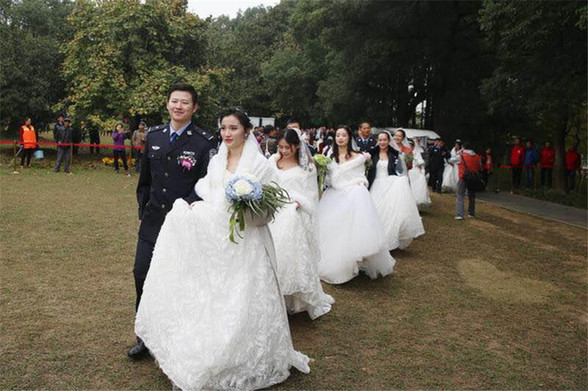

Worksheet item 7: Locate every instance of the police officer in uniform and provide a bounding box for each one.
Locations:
[127,82,217,358]
[355,121,377,152]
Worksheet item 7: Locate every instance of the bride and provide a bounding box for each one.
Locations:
[316,125,395,284]
[269,128,334,319]
[408,138,432,210]
[135,108,309,391]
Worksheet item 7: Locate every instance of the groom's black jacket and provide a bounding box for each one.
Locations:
[136,122,217,244]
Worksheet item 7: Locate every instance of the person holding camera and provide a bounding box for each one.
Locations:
[112,123,130,176]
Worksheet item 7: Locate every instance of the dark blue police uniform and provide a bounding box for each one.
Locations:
[133,122,216,309]
[356,135,377,152]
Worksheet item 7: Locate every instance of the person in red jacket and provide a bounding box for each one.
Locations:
[510,137,525,191]
[481,147,493,190]
[565,146,581,191]
[539,141,556,188]
[451,141,482,219]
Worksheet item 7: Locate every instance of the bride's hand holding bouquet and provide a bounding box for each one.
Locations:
[225,174,289,243]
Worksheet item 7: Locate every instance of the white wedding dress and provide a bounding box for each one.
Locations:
[135,135,309,391]
[408,148,432,209]
[268,155,334,319]
[442,148,459,193]
[371,160,425,250]
[316,154,395,284]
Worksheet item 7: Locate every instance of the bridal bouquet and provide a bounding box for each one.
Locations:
[404,152,414,165]
[313,154,332,199]
[225,174,290,243]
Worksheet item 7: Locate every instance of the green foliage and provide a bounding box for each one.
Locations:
[0,0,73,132]
[479,0,587,189]
[204,3,294,116]
[60,0,228,131]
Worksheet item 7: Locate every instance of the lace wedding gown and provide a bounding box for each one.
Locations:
[268,156,334,319]
[408,149,432,209]
[316,154,395,284]
[371,160,425,250]
[135,136,309,391]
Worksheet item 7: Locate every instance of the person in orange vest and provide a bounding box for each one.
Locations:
[509,137,525,191]
[19,117,37,169]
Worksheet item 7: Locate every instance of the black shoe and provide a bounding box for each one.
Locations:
[127,338,148,359]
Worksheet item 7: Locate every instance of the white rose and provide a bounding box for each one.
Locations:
[233,180,253,197]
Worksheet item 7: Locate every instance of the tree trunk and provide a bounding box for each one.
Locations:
[554,110,569,191]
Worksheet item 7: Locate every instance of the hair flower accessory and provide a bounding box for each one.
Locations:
[177,153,197,171]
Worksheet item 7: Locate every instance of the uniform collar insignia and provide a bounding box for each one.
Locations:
[187,130,193,136]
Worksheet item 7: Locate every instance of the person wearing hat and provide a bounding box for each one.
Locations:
[54,117,73,174]
[132,120,148,172]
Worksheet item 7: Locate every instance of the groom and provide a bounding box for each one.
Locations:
[127,82,217,358]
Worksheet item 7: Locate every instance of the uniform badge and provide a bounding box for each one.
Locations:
[151,145,161,150]
[178,152,197,171]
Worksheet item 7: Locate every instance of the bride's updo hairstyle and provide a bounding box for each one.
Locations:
[332,125,354,163]
[276,128,301,164]
[219,107,253,135]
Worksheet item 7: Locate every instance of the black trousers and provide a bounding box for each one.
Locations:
[512,167,522,189]
[20,149,34,166]
[113,149,128,172]
[89,133,100,154]
[540,168,553,188]
[428,165,445,192]
[133,237,155,310]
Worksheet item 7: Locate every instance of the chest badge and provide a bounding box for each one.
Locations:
[151,145,161,150]
[178,152,197,171]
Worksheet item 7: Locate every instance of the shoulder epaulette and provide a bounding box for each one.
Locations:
[191,126,215,142]
[147,124,166,133]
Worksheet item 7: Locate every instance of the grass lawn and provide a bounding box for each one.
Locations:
[1,151,587,390]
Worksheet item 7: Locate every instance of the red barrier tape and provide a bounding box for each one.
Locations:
[500,165,536,169]
[0,140,145,150]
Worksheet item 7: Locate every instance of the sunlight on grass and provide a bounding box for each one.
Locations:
[458,258,559,303]
[0,160,586,390]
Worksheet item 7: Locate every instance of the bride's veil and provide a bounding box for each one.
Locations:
[289,128,314,171]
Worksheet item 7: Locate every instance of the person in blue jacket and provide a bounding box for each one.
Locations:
[523,140,539,189]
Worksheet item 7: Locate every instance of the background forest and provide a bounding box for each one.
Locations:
[1,0,586,183]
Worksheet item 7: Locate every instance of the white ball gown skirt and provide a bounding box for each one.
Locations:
[408,166,432,209]
[316,184,395,284]
[270,203,334,319]
[371,173,425,250]
[442,163,458,193]
[135,199,310,391]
